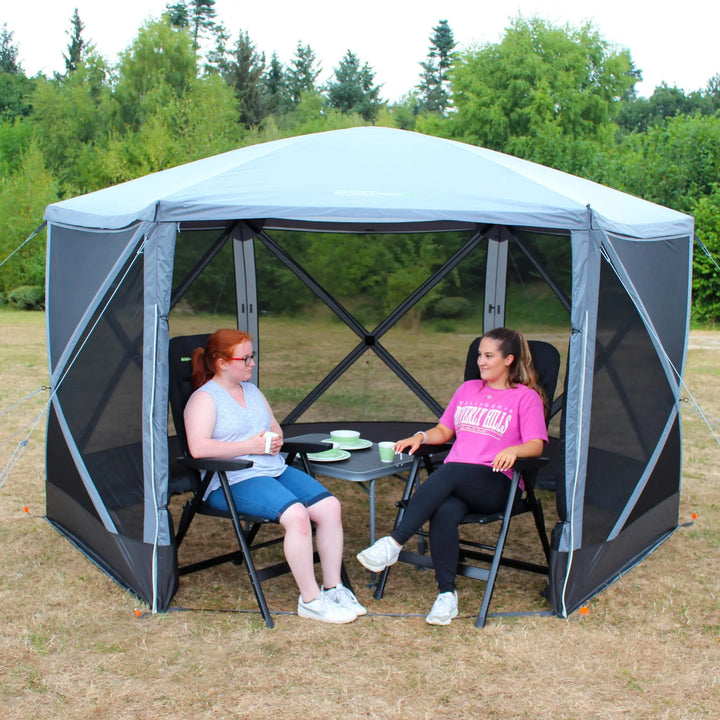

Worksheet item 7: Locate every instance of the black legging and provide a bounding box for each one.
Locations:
[391,462,514,593]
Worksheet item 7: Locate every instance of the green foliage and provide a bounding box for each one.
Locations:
[7,285,44,310]
[691,190,720,324]
[63,8,88,74]
[222,31,266,126]
[0,118,33,174]
[31,53,116,193]
[616,82,716,134]
[432,296,472,319]
[0,140,56,294]
[0,23,21,73]
[0,72,34,122]
[285,43,321,105]
[114,20,197,129]
[417,19,455,114]
[449,16,636,174]
[325,50,382,122]
[599,113,720,213]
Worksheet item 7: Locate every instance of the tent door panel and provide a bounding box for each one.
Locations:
[484,230,508,331]
[233,230,258,383]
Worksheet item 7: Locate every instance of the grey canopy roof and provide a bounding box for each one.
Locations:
[45,126,691,238]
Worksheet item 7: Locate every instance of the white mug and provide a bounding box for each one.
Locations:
[264,431,278,454]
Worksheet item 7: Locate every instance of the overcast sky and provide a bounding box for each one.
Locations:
[3,0,718,101]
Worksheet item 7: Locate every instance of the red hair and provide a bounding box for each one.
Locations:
[191,329,252,390]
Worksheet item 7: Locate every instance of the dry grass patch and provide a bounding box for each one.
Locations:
[1,309,719,719]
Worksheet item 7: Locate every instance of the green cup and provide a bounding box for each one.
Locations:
[378,441,395,462]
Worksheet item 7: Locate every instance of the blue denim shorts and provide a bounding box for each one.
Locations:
[204,465,332,520]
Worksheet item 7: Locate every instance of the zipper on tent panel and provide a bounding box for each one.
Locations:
[233,226,259,385]
[484,226,509,331]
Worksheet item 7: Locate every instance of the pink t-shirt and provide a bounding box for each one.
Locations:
[439,380,548,479]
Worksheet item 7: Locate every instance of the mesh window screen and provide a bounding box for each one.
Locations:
[582,257,677,545]
[55,252,145,539]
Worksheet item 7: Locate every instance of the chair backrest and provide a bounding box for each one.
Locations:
[463,337,560,420]
[168,334,210,456]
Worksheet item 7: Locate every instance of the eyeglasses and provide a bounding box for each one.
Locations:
[229,352,256,366]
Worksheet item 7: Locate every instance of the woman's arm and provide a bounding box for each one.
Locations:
[394,422,455,456]
[491,438,544,473]
[184,391,267,458]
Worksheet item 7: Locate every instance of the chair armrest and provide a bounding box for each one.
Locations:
[178,456,253,473]
[412,442,453,458]
[513,456,549,471]
[281,439,328,454]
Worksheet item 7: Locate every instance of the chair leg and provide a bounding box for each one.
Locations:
[373,456,425,600]
[527,492,551,562]
[474,472,521,628]
[219,473,275,628]
[340,562,353,592]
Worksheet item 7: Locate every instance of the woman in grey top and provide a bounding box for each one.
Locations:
[184,329,364,624]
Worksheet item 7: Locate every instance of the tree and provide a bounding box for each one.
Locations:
[31,52,116,193]
[449,16,637,174]
[325,50,382,122]
[165,1,189,28]
[63,8,88,74]
[114,19,197,129]
[0,23,21,74]
[691,190,720,324]
[417,19,455,114]
[286,43,321,105]
[599,113,720,213]
[0,139,58,295]
[222,31,266,126]
[260,52,292,116]
[0,24,33,122]
[165,0,217,51]
[617,83,711,134]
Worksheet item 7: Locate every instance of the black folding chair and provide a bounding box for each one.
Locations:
[373,339,561,628]
[168,333,345,628]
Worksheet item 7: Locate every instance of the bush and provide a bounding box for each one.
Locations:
[8,285,45,310]
[433,296,472,319]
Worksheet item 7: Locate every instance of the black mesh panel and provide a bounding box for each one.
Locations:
[582,258,677,545]
[53,250,145,540]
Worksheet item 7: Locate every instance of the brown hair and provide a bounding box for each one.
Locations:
[481,327,546,407]
[191,329,252,390]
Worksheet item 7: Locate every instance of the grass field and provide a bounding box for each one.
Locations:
[1,309,718,719]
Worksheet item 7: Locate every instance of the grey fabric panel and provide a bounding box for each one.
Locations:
[604,232,693,371]
[558,229,603,554]
[142,223,177,549]
[46,223,140,370]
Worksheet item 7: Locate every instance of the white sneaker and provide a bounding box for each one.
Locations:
[323,583,367,616]
[297,592,358,624]
[356,536,402,572]
[425,591,458,626]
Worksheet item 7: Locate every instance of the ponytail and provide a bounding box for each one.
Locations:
[189,328,253,390]
[481,327,547,409]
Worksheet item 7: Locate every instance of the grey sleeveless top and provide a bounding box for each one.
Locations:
[192,379,286,497]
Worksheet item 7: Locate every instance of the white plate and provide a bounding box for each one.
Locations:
[307,448,352,462]
[322,438,373,451]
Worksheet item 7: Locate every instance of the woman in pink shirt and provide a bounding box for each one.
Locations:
[357,328,548,625]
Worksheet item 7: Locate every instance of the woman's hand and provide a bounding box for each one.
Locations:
[491,447,519,472]
[394,435,422,456]
[491,438,544,472]
[394,424,454,455]
[264,430,284,455]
